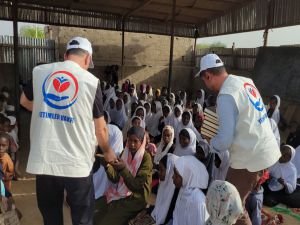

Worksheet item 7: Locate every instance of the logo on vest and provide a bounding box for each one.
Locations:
[42,71,79,110]
[244,83,264,112]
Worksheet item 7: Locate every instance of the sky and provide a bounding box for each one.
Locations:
[1,20,300,48]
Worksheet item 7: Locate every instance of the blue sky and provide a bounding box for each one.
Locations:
[1,20,300,48]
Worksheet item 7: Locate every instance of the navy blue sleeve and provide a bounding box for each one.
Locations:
[23,79,33,101]
[93,82,104,119]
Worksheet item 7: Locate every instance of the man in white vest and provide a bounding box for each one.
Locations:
[196,54,281,225]
[20,37,116,225]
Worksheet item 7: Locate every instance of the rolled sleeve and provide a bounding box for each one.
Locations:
[210,94,238,153]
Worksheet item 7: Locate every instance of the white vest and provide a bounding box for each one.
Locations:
[27,60,99,177]
[219,75,281,172]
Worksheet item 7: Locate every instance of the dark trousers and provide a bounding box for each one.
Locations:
[36,174,95,225]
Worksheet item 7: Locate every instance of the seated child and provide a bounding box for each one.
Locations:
[151,153,179,225]
[93,119,123,200]
[264,145,297,207]
[173,128,196,157]
[172,155,209,225]
[94,127,152,225]
[211,150,230,181]
[154,126,175,165]
[246,170,269,225]
[0,132,14,191]
[206,180,243,225]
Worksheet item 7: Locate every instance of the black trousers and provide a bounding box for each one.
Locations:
[36,174,95,225]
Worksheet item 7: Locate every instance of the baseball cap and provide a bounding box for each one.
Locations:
[66,37,94,69]
[195,53,224,77]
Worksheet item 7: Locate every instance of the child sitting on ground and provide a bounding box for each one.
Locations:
[94,127,152,225]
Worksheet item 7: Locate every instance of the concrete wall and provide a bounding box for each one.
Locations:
[46,26,195,94]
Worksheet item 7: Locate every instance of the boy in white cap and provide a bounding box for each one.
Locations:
[20,37,116,225]
[196,53,281,225]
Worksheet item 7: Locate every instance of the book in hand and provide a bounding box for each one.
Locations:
[201,108,219,139]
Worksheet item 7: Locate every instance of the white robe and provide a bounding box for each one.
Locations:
[174,128,197,157]
[93,124,123,199]
[268,145,297,194]
[154,126,175,165]
[173,156,209,225]
[292,145,300,179]
[269,118,280,147]
[212,150,230,181]
[147,101,163,137]
[151,154,178,225]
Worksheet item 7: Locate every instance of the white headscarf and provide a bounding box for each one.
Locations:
[268,145,297,194]
[269,95,281,124]
[176,111,203,142]
[144,102,152,125]
[93,124,123,199]
[269,118,280,147]
[168,105,182,133]
[133,106,146,128]
[173,156,209,225]
[104,95,118,113]
[180,91,187,108]
[103,85,116,100]
[212,150,230,181]
[162,105,173,126]
[110,99,128,129]
[196,89,205,107]
[206,180,243,225]
[124,93,132,117]
[154,126,175,165]
[151,153,178,224]
[147,101,163,137]
[292,145,300,179]
[169,93,176,108]
[174,128,197,157]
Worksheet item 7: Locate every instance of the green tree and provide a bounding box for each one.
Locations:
[197,41,226,49]
[19,25,45,39]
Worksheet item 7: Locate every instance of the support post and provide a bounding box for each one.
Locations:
[167,0,176,96]
[263,0,274,47]
[121,19,125,84]
[13,0,20,115]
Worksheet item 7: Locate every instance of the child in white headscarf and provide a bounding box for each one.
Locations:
[267,95,281,125]
[123,93,131,117]
[110,98,128,130]
[267,145,297,194]
[147,101,163,143]
[195,89,205,107]
[174,128,197,157]
[154,126,175,165]
[212,150,230,181]
[176,111,203,142]
[206,180,243,225]
[172,155,209,225]
[151,153,179,225]
[167,105,182,133]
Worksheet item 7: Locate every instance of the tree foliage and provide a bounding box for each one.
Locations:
[19,25,45,39]
[197,41,227,49]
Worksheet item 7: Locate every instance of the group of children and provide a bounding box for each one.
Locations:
[0,87,20,212]
[90,80,300,225]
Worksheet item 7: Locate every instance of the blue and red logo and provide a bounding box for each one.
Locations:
[244,82,264,112]
[42,71,79,110]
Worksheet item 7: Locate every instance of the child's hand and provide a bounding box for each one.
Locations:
[110,158,126,171]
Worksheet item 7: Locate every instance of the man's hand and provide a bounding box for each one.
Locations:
[110,158,126,171]
[104,149,117,164]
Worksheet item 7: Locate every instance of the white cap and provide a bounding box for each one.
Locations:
[7,116,16,126]
[195,53,224,77]
[66,37,94,69]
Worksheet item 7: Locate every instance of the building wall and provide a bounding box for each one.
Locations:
[45,26,195,94]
